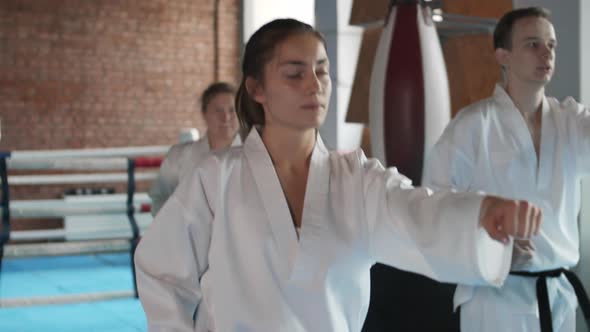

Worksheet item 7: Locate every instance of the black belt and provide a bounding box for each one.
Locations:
[510,268,590,332]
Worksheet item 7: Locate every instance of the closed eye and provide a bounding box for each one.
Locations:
[286,72,304,79]
[316,70,328,77]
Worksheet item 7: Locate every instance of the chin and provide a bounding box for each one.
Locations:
[528,77,551,87]
[311,118,325,130]
[294,121,322,132]
[533,73,553,83]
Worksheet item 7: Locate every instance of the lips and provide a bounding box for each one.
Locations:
[537,65,552,71]
[301,102,323,110]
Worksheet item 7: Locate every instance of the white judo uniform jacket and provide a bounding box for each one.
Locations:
[135,128,514,332]
[423,85,590,330]
[148,135,241,215]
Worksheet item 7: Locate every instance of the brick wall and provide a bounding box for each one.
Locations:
[0,0,241,231]
[0,0,240,150]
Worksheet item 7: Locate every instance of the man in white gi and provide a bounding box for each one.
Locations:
[148,82,241,215]
[423,7,590,332]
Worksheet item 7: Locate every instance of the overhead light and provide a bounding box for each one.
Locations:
[432,14,443,22]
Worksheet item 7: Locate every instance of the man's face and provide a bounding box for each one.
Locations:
[497,16,557,87]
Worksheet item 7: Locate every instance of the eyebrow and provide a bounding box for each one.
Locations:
[278,58,329,66]
[521,36,557,43]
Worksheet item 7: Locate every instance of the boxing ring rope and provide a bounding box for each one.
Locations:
[5,172,158,185]
[0,147,166,306]
[7,156,164,171]
[2,199,151,220]
[0,290,136,308]
[8,145,169,160]
[4,239,134,257]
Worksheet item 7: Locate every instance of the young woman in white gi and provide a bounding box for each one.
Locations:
[149,82,241,215]
[135,18,542,332]
[423,7,590,332]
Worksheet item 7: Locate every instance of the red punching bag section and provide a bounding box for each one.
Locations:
[369,0,450,185]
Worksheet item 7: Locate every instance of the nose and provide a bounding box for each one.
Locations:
[540,44,553,60]
[306,72,322,94]
[222,110,234,122]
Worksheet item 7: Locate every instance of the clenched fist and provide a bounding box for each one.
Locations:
[479,196,542,244]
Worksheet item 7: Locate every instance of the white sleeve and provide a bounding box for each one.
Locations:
[568,100,590,175]
[422,120,475,191]
[148,146,182,216]
[362,153,512,287]
[135,165,215,331]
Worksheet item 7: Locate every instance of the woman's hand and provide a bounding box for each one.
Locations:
[479,196,542,244]
[511,239,536,267]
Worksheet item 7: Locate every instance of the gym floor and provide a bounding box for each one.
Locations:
[0,253,146,331]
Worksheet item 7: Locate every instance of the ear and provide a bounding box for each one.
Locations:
[245,77,265,104]
[495,48,510,70]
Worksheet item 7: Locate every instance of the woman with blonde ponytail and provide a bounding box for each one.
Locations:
[135,18,542,332]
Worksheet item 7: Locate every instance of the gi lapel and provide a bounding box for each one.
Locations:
[299,134,330,238]
[243,129,299,278]
[537,97,554,189]
[243,129,332,279]
[200,135,210,152]
[231,134,242,147]
[493,85,538,183]
[290,134,332,283]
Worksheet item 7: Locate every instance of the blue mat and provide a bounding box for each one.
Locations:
[0,253,147,331]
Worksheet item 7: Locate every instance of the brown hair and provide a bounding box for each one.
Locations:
[201,82,235,113]
[235,18,326,136]
[494,7,551,50]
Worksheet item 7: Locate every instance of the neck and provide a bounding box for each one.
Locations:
[261,126,316,170]
[208,132,235,150]
[505,80,545,117]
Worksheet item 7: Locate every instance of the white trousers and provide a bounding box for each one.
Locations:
[460,290,577,332]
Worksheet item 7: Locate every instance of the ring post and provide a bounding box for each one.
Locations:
[0,152,12,291]
[126,158,140,298]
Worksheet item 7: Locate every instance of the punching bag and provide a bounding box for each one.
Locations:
[369,0,450,184]
[363,1,457,331]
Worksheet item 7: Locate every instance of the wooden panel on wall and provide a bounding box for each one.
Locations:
[442,0,513,115]
[360,126,372,158]
[350,0,513,26]
[349,0,388,25]
[442,0,513,18]
[443,34,502,116]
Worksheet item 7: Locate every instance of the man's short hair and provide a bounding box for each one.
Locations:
[201,82,235,113]
[493,7,551,50]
